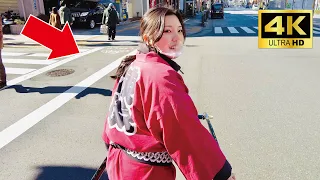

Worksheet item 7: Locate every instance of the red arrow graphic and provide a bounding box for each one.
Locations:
[21,15,79,60]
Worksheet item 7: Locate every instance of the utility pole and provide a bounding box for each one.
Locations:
[141,0,143,16]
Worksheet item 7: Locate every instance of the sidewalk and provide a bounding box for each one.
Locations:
[3,34,106,48]
[3,15,205,48]
[2,17,141,48]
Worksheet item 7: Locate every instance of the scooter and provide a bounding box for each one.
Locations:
[91,112,218,180]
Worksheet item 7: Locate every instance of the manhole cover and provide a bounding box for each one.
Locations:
[46,69,75,77]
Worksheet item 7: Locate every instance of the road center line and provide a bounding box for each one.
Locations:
[0,49,137,149]
[7,47,104,86]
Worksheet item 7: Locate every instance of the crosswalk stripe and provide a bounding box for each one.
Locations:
[240,27,255,33]
[1,52,28,56]
[227,27,239,33]
[27,53,50,57]
[214,27,223,33]
[79,49,90,52]
[313,27,320,34]
[28,49,89,57]
[314,27,320,31]
[6,68,36,75]
[3,58,57,65]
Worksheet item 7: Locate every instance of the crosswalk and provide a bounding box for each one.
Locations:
[2,48,91,80]
[211,26,320,35]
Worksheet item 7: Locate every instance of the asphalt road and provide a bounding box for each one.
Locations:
[1,8,320,180]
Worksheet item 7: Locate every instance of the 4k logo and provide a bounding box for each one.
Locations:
[258,10,313,48]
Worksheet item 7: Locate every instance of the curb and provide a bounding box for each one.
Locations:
[4,17,207,47]
[3,43,42,48]
[118,19,140,26]
[3,20,141,48]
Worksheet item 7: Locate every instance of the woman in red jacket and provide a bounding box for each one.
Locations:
[102,6,236,180]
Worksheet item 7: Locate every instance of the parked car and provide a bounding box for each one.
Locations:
[211,3,224,19]
[70,0,107,29]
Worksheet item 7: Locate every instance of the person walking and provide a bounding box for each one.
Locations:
[102,3,119,41]
[49,7,62,29]
[59,1,73,28]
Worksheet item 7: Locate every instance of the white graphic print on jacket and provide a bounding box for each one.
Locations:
[108,65,141,136]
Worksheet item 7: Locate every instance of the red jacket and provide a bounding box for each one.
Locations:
[102,50,231,180]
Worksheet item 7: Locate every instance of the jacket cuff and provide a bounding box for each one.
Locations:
[213,160,232,180]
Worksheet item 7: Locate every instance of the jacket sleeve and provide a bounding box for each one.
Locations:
[102,10,108,25]
[146,70,232,180]
[102,11,105,25]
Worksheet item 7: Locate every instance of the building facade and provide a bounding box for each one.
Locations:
[0,0,45,20]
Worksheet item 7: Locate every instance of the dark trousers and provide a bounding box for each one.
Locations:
[108,26,116,39]
[0,50,6,84]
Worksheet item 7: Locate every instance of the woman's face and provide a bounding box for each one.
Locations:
[154,15,184,55]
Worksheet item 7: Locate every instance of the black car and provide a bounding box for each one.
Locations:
[70,0,107,29]
[211,3,224,19]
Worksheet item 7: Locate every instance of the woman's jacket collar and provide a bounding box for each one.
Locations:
[137,43,184,74]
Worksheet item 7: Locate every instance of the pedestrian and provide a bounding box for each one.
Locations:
[59,1,73,28]
[102,3,119,41]
[0,15,7,89]
[49,7,62,30]
[102,6,236,180]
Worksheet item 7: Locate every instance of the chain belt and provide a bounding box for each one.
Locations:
[110,143,173,166]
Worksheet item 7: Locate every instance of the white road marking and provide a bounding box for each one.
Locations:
[27,49,90,57]
[313,27,320,34]
[73,35,99,41]
[1,52,27,56]
[227,27,239,33]
[7,47,104,86]
[0,50,137,149]
[214,27,223,33]
[27,53,53,57]
[224,10,258,14]
[6,67,36,75]
[240,27,255,33]
[3,58,57,65]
